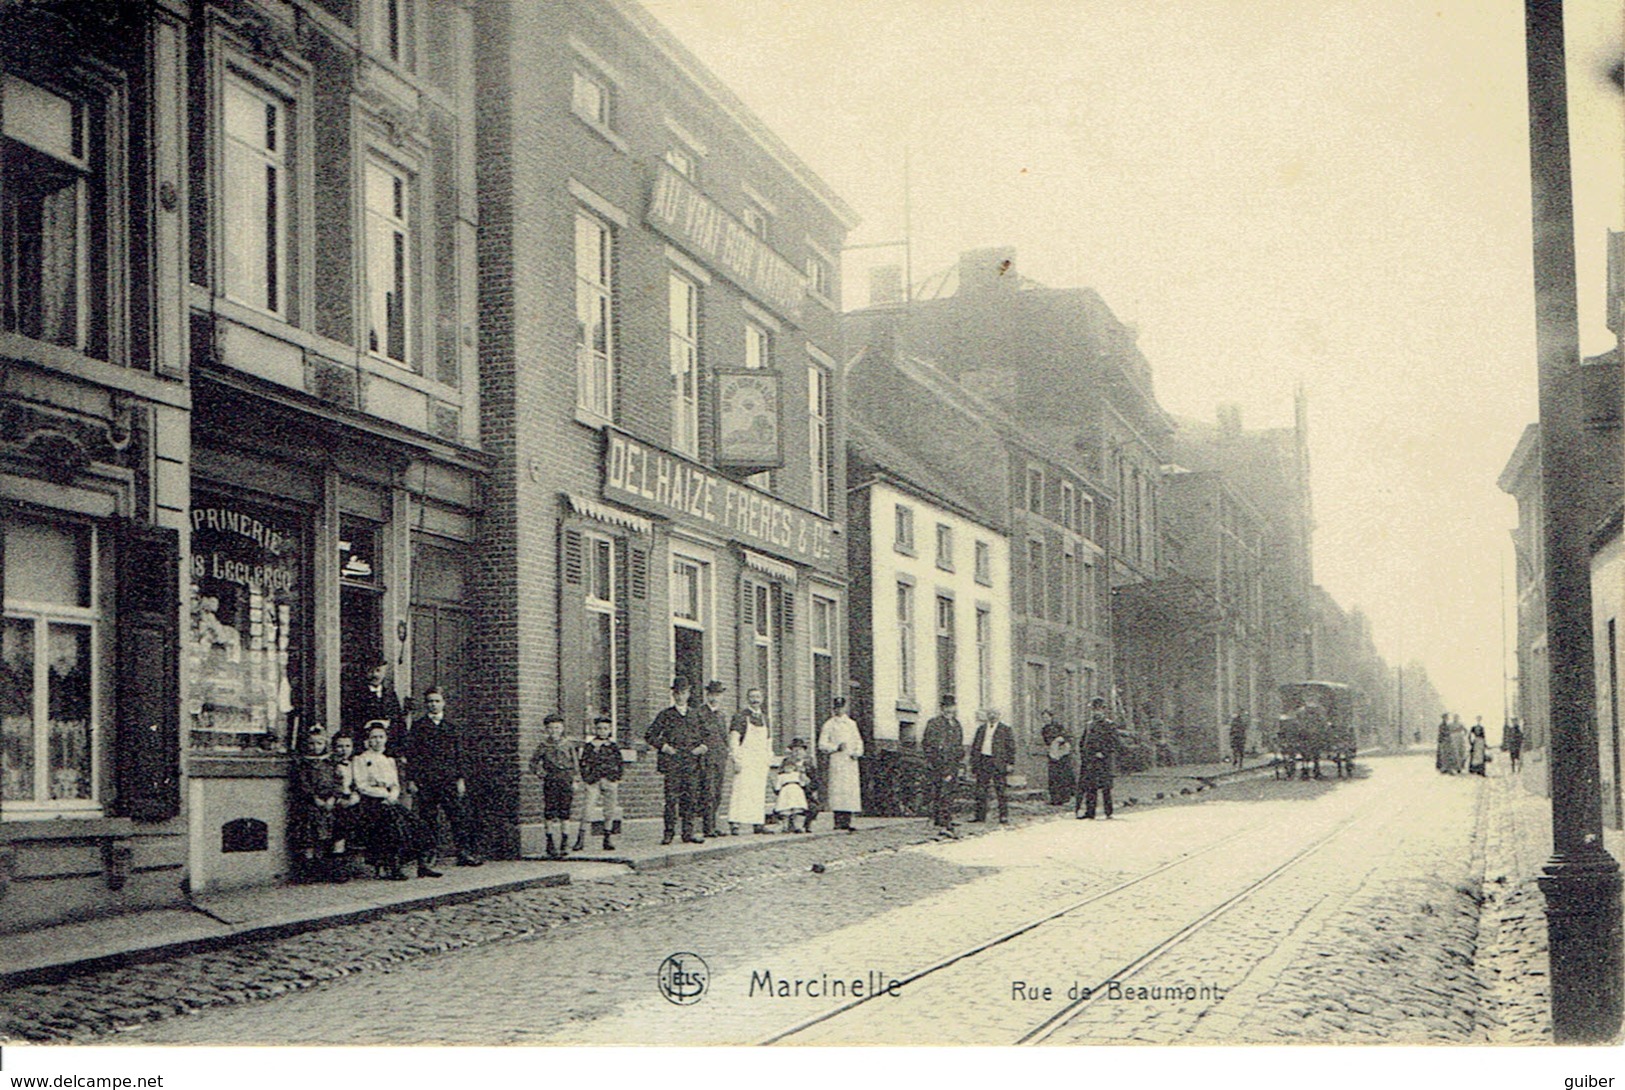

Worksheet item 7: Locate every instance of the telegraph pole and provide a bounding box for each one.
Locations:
[1524,0,1623,1043]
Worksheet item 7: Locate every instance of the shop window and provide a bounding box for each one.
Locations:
[1,73,106,357]
[339,515,384,707]
[188,496,304,752]
[2,515,99,811]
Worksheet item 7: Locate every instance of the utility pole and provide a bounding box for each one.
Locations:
[1523,0,1623,1043]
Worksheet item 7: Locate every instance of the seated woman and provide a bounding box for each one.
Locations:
[290,724,353,883]
[351,721,441,880]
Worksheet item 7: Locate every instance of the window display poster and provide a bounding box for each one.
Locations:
[188,496,304,750]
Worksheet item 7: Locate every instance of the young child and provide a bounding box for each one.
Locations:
[575,714,623,852]
[329,732,362,870]
[529,712,578,859]
[291,724,350,883]
[774,744,811,833]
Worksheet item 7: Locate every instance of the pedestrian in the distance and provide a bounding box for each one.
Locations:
[1229,712,1248,768]
[647,677,706,845]
[922,694,965,837]
[1468,718,1488,776]
[1077,697,1121,820]
[1504,717,1524,773]
[528,712,577,859]
[817,696,864,831]
[698,681,731,837]
[970,707,1015,824]
[1041,708,1074,807]
[574,713,623,852]
[1435,712,1453,774]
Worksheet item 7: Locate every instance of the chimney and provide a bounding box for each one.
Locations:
[956,246,1017,295]
[1217,404,1242,437]
[869,264,904,307]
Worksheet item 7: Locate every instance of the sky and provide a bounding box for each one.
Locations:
[641,0,1623,719]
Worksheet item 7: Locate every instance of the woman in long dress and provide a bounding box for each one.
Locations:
[728,688,773,833]
[1449,715,1470,774]
[1468,723,1488,776]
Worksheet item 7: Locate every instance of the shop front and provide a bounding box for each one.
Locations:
[186,380,483,892]
[527,428,844,841]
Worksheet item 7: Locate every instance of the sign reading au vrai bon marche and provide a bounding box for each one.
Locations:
[603,429,834,564]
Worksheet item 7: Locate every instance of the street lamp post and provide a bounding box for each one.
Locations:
[1523,0,1623,1043]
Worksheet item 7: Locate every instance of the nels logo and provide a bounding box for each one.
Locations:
[658,952,710,1006]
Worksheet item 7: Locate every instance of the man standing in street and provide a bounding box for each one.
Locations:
[646,677,706,845]
[1229,712,1249,769]
[922,694,965,837]
[405,688,483,866]
[818,696,865,831]
[1504,717,1524,773]
[1076,696,1120,820]
[970,707,1015,824]
[697,681,731,838]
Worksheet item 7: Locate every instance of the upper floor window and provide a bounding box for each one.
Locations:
[1060,481,1079,533]
[805,253,831,300]
[222,74,288,317]
[364,157,413,367]
[808,362,832,515]
[664,146,697,181]
[974,540,992,586]
[572,69,611,130]
[1080,495,1095,540]
[1028,539,1046,620]
[669,271,700,457]
[743,202,769,240]
[895,503,915,553]
[1,73,105,357]
[935,523,954,572]
[370,0,416,70]
[575,211,613,418]
[745,321,770,371]
[1026,466,1044,515]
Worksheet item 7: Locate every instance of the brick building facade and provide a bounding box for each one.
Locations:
[474,0,857,850]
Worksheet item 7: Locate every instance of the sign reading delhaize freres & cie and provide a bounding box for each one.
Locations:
[604,429,835,564]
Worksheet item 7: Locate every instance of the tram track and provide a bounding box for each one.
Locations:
[760,788,1396,1046]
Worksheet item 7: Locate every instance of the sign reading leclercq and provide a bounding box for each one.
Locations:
[604,430,834,564]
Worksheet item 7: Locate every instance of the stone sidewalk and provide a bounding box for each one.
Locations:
[0,813,913,990]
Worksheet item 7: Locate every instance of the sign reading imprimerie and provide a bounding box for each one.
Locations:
[604,429,834,564]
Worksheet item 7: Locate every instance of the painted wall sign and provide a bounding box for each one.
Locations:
[647,165,806,322]
[603,429,834,564]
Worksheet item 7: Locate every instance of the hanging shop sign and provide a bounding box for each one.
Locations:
[603,429,834,564]
[713,369,783,470]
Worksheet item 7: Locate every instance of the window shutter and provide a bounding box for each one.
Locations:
[630,546,648,600]
[115,521,181,822]
[0,502,5,824]
[737,577,757,696]
[558,530,587,730]
[781,586,796,635]
[614,538,635,733]
[562,529,583,584]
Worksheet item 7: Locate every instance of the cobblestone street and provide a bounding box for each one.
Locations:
[0,751,1545,1048]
